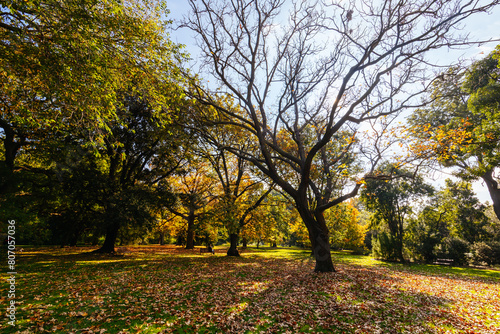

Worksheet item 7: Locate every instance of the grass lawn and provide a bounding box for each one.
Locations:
[1,245,499,333]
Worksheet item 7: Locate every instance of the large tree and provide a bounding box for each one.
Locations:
[1,1,192,251]
[29,90,190,252]
[93,92,191,253]
[408,46,500,220]
[183,0,499,272]
[0,0,181,186]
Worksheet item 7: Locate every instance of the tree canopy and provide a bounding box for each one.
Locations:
[408,46,500,219]
[0,0,192,252]
[0,0,186,173]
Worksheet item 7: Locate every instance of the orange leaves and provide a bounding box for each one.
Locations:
[325,202,366,250]
[403,118,475,163]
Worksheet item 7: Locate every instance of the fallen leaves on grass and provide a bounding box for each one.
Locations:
[1,246,499,333]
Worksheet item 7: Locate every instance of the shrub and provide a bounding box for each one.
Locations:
[491,241,500,265]
[351,246,369,255]
[471,241,500,266]
[405,230,439,263]
[372,232,397,261]
[471,242,493,265]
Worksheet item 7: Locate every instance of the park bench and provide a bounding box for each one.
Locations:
[434,258,454,266]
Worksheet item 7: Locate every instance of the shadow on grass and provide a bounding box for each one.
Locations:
[1,246,482,333]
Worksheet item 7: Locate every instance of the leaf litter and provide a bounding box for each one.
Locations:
[1,246,498,333]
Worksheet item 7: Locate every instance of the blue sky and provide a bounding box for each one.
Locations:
[166,1,500,63]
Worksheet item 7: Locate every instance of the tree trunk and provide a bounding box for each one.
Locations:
[186,228,194,249]
[297,204,336,272]
[242,237,248,248]
[0,120,24,172]
[482,170,500,221]
[186,210,195,249]
[227,233,240,256]
[159,231,165,245]
[311,227,336,272]
[0,124,21,194]
[396,218,405,263]
[94,221,120,253]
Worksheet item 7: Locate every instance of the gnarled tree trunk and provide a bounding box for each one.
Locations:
[396,221,405,263]
[310,228,335,272]
[297,204,336,272]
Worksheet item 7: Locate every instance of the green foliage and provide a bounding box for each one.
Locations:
[372,231,398,261]
[408,46,500,220]
[437,179,489,243]
[405,217,441,263]
[464,48,500,128]
[470,241,500,266]
[405,179,493,264]
[0,0,178,130]
[484,205,500,241]
[361,163,433,261]
[436,237,470,266]
[0,0,190,213]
